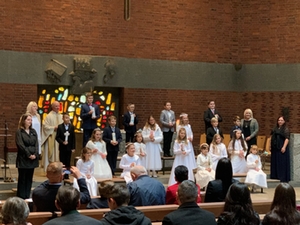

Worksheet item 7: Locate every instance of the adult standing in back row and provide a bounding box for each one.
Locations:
[160,102,175,157]
[203,100,222,132]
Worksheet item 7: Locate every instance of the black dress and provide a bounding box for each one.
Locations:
[270,126,290,182]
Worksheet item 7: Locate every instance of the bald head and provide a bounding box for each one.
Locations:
[130,165,147,181]
[52,101,60,113]
[47,162,63,183]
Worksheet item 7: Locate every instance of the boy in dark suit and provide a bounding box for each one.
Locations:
[206,117,224,145]
[203,100,223,132]
[56,113,75,179]
[123,103,138,142]
[103,115,122,176]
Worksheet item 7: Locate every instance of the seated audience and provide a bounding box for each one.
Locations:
[42,186,101,225]
[162,180,216,225]
[205,157,237,202]
[262,183,300,225]
[127,165,165,206]
[1,197,32,225]
[87,180,114,209]
[217,182,260,225]
[166,165,201,204]
[100,184,151,225]
[32,162,90,212]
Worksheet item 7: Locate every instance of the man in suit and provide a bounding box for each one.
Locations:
[55,113,75,179]
[102,115,122,176]
[162,180,216,225]
[32,162,90,212]
[206,117,224,145]
[80,92,100,147]
[127,166,165,206]
[123,103,138,142]
[203,100,222,132]
[42,185,101,225]
[160,102,175,157]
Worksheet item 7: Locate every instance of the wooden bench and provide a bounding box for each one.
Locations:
[233,173,264,193]
[161,156,174,175]
[27,212,54,225]
[64,177,125,185]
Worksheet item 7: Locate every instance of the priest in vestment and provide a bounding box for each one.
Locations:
[41,101,63,172]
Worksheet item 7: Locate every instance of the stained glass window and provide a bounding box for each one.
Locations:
[37,85,119,132]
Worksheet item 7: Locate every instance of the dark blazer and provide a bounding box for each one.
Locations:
[32,178,91,212]
[43,210,101,225]
[162,202,216,225]
[203,109,223,132]
[123,112,138,134]
[206,126,224,145]
[80,103,100,129]
[204,179,237,203]
[102,126,122,152]
[56,123,75,151]
[15,128,39,168]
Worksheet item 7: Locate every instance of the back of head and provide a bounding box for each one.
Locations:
[174,165,188,183]
[1,197,30,225]
[221,183,259,225]
[177,180,198,204]
[47,162,63,182]
[56,186,80,213]
[216,158,233,194]
[107,184,130,207]
[272,183,296,214]
[130,165,147,179]
[99,180,115,198]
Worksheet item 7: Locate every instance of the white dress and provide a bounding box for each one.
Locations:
[177,124,197,169]
[119,154,141,183]
[73,159,98,197]
[31,115,41,154]
[168,140,195,186]
[209,143,228,171]
[245,153,267,188]
[86,140,112,179]
[195,153,215,188]
[142,124,163,170]
[134,142,147,168]
[228,140,248,174]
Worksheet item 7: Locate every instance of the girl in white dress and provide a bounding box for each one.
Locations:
[73,147,98,196]
[86,128,112,179]
[228,130,248,174]
[245,145,267,190]
[209,134,228,171]
[176,113,197,169]
[142,116,163,178]
[195,143,215,189]
[168,128,194,186]
[134,131,147,168]
[119,143,141,183]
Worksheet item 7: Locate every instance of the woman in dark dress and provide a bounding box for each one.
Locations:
[241,109,259,155]
[270,116,290,182]
[217,182,260,225]
[15,113,39,199]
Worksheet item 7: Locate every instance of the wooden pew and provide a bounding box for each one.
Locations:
[27,212,54,225]
[64,177,125,185]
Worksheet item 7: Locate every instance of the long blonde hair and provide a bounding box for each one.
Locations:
[176,128,188,145]
[211,134,223,154]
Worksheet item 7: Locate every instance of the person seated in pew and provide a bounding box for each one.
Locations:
[87,180,114,209]
[166,165,201,204]
[1,197,32,225]
[262,183,300,225]
[42,186,101,225]
[162,180,216,225]
[99,184,151,225]
[217,182,260,225]
[127,165,165,206]
[205,157,237,202]
[32,162,91,212]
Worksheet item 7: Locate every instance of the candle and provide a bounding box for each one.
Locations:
[89,106,96,118]
[112,132,116,142]
[130,114,134,125]
[64,131,70,142]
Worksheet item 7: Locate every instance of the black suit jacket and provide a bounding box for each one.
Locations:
[203,109,223,132]
[122,112,138,133]
[102,126,122,152]
[204,179,237,203]
[162,202,216,225]
[80,103,100,129]
[56,123,76,151]
[206,127,224,145]
[32,178,91,212]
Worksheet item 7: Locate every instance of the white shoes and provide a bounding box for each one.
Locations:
[152,170,157,178]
